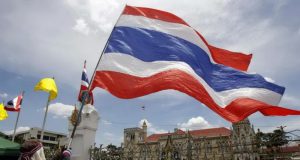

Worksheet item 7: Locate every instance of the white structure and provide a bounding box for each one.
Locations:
[68,104,100,160]
[12,127,67,148]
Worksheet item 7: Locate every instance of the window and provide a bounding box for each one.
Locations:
[50,136,56,141]
[43,136,50,140]
[130,134,135,140]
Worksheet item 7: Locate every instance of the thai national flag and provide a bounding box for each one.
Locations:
[90,6,300,122]
[5,94,23,112]
[78,60,94,105]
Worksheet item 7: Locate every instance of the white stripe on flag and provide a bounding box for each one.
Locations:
[116,15,213,63]
[98,53,282,107]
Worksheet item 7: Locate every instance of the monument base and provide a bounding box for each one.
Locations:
[68,104,99,160]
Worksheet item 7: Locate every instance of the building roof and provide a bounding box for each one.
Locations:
[146,127,231,142]
[279,145,300,153]
[14,127,67,136]
[0,137,20,156]
[189,127,231,137]
[147,133,169,142]
[124,127,142,132]
[262,145,300,154]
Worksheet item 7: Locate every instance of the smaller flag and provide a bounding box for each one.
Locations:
[0,103,8,121]
[34,78,58,101]
[4,94,23,112]
[78,60,94,105]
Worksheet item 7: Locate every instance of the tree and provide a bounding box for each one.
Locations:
[256,127,289,154]
[105,144,122,160]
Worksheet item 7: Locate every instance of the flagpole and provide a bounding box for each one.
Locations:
[67,4,127,150]
[12,111,20,142]
[12,91,25,142]
[40,92,51,141]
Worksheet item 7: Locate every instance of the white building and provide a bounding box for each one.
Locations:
[13,127,67,148]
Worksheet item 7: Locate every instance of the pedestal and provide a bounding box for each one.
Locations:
[68,104,99,160]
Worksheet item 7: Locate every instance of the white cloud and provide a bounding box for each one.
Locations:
[273,0,287,12]
[264,77,276,83]
[177,116,214,130]
[280,94,300,107]
[73,18,90,35]
[0,92,8,99]
[48,103,75,118]
[65,0,121,32]
[104,132,114,137]
[139,119,167,134]
[103,120,112,125]
[4,126,30,135]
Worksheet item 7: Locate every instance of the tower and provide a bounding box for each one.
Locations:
[231,118,259,160]
[142,120,147,141]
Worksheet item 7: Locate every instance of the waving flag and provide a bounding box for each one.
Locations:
[34,78,58,101]
[4,94,23,112]
[78,60,94,105]
[90,6,300,122]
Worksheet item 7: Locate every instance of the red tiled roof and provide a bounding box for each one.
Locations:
[146,133,169,142]
[189,127,231,137]
[262,145,300,154]
[175,129,186,135]
[279,146,300,153]
[146,127,231,142]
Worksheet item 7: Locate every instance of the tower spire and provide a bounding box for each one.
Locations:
[142,120,147,142]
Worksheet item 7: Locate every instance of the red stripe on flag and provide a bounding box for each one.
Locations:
[16,95,22,110]
[123,5,189,26]
[4,107,20,112]
[91,70,300,122]
[207,45,252,71]
[195,31,252,71]
[123,6,252,71]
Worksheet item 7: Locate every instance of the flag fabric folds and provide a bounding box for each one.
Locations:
[90,5,300,122]
[121,6,253,71]
[34,78,58,101]
[0,103,8,121]
[4,94,23,112]
[78,61,94,105]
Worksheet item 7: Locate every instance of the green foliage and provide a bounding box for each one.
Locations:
[90,144,123,160]
[256,127,289,153]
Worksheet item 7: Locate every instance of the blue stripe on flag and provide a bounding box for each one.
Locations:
[7,100,14,106]
[104,27,285,94]
[82,72,89,83]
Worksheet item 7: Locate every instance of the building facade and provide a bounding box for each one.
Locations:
[13,127,67,148]
[123,119,260,160]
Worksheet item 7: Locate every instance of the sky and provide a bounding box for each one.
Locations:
[0,0,300,146]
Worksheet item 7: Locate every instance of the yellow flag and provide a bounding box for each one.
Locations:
[34,78,58,101]
[0,103,8,121]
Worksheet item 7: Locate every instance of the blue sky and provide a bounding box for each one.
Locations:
[1,0,300,146]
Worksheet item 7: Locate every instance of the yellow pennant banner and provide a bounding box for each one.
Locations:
[0,103,8,121]
[34,78,58,101]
